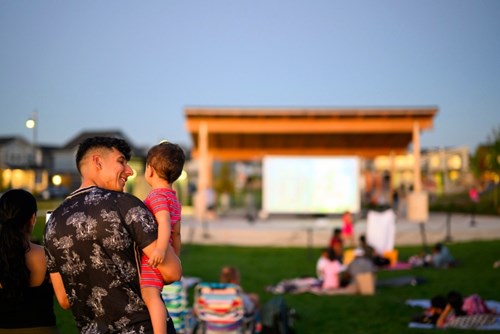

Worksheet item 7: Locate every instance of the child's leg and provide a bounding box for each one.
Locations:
[142,286,167,334]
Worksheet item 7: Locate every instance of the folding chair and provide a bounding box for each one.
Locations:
[162,280,193,334]
[193,282,250,334]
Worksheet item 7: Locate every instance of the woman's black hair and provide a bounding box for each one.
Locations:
[0,189,37,299]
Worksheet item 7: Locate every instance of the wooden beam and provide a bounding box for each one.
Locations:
[185,107,438,118]
[190,147,408,160]
[186,117,434,133]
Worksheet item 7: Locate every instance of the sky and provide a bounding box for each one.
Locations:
[1,0,500,152]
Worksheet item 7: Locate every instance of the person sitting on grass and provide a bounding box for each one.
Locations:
[344,248,375,286]
[359,234,390,267]
[411,294,447,325]
[317,248,346,291]
[329,228,344,263]
[220,266,260,316]
[436,290,496,329]
[430,243,456,269]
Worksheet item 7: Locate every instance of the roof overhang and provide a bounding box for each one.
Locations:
[185,107,438,160]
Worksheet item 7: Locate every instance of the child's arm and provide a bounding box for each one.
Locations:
[143,241,182,283]
[148,210,171,268]
[172,220,181,256]
[436,304,452,328]
[50,272,71,310]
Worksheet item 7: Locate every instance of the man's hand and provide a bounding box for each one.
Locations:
[148,247,166,268]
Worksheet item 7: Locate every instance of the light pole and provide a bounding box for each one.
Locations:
[25,110,38,191]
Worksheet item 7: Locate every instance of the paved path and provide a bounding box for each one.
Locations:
[181,211,500,248]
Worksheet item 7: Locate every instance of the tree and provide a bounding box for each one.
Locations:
[471,125,500,211]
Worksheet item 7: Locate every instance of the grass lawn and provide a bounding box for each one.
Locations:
[42,235,499,334]
[33,200,499,334]
[181,242,500,334]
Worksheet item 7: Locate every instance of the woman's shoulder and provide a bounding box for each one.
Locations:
[26,242,48,286]
[28,242,46,259]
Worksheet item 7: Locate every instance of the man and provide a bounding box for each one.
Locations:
[44,136,182,333]
[345,248,376,295]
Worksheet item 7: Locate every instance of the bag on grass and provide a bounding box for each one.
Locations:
[462,294,492,315]
[260,296,296,334]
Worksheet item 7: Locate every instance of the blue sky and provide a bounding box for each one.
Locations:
[1,0,499,152]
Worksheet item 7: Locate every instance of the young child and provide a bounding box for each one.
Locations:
[219,266,260,316]
[341,210,354,248]
[412,294,447,325]
[141,141,185,334]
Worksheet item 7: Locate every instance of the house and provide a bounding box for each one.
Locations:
[0,136,47,192]
[0,131,147,196]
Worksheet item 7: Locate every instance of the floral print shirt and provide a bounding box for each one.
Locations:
[44,186,158,333]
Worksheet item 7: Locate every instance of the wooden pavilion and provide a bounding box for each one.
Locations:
[184,107,438,216]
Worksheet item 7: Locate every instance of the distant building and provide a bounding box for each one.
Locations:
[1,130,150,197]
[1,130,194,205]
[371,146,470,196]
[0,136,47,192]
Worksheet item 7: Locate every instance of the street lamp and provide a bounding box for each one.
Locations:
[25,110,38,193]
[25,111,38,165]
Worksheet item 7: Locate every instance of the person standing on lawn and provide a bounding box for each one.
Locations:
[0,189,61,334]
[44,136,182,333]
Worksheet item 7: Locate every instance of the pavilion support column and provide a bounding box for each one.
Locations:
[412,122,422,193]
[389,150,396,205]
[408,121,429,250]
[207,154,214,189]
[197,121,209,221]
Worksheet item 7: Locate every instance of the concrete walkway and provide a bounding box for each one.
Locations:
[181,211,500,248]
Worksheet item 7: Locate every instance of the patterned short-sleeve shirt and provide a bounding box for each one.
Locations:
[44,186,158,333]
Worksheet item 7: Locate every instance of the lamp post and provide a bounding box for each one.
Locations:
[25,110,38,192]
[25,111,38,164]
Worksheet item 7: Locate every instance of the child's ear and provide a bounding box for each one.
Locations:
[146,164,155,177]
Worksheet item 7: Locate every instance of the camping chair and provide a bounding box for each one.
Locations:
[161,280,193,334]
[193,282,256,334]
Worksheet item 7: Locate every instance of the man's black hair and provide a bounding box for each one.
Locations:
[75,136,131,173]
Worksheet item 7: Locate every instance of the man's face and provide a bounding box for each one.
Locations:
[97,147,133,192]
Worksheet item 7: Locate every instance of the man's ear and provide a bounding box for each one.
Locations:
[92,155,102,170]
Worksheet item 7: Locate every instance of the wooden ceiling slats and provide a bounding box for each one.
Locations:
[185,107,437,160]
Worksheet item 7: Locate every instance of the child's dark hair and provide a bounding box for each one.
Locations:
[146,142,186,184]
[447,290,466,316]
[434,243,443,252]
[75,136,131,174]
[327,248,337,261]
[431,295,447,310]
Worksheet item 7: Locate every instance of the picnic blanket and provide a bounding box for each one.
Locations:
[376,275,427,288]
[266,272,425,295]
[266,273,376,296]
[383,262,412,271]
[265,277,323,294]
[406,299,500,330]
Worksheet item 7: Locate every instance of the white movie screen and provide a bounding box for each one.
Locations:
[263,156,360,214]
